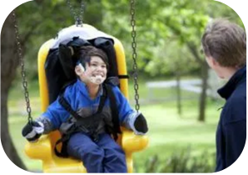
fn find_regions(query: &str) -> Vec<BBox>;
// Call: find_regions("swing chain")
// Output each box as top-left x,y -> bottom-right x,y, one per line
12,12 -> 33,123
130,0 -> 140,112
66,0 -> 85,26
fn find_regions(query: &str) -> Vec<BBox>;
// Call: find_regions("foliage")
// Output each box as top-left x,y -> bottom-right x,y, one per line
12,0 -> 243,80
5,0 -> 242,171
135,146 -> 215,173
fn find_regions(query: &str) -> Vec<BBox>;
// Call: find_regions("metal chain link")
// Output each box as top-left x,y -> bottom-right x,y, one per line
12,12 -> 33,123
130,0 -> 140,112
66,0 -> 85,26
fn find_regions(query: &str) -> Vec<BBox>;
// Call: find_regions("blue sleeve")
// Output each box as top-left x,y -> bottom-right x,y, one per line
112,86 -> 134,123
41,88 -> 71,130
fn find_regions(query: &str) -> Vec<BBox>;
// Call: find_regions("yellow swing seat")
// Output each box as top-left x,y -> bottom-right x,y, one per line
24,24 -> 148,173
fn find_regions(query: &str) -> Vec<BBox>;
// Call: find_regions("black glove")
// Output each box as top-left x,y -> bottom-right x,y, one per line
22,121 -> 44,142
134,113 -> 148,134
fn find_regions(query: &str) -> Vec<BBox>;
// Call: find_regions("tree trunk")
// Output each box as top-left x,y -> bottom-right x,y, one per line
198,62 -> 209,122
186,42 -> 209,122
1,12 -> 27,170
175,67 -> 182,116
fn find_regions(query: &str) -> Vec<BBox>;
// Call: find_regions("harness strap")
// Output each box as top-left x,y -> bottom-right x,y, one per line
57,86 -> 107,135
55,84 -> 121,157
54,85 -> 107,157
54,134 -> 71,158
54,123 -> 77,158
97,85 -> 107,114
104,84 -> 121,140
59,96 -> 83,120
59,84 -> 107,117
118,75 -> 129,79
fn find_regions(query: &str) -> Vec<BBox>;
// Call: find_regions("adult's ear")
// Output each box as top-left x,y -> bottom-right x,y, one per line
206,56 -> 218,68
211,57 -> 219,66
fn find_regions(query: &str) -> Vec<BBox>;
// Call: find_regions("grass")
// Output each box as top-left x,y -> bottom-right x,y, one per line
132,100 -> 219,172
7,79 -> 222,172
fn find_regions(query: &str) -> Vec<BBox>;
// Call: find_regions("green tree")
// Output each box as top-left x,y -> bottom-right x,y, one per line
1,0 -> 243,170
1,12 -> 26,170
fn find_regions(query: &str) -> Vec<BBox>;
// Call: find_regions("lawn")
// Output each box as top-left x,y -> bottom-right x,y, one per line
7,79 -> 222,172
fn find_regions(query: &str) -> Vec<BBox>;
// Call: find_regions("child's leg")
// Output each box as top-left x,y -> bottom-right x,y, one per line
97,133 -> 127,173
66,132 -> 104,173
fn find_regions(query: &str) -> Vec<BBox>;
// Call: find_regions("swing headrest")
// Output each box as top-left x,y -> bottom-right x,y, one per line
51,25 -> 113,49
44,26 -> 118,104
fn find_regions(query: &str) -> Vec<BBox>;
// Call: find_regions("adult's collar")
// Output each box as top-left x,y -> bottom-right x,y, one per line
217,65 -> 246,99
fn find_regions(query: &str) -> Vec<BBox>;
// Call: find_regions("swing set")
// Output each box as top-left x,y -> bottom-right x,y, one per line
13,0 -> 148,173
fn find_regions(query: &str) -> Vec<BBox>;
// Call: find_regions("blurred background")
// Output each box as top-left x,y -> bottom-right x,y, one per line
1,0 -> 245,173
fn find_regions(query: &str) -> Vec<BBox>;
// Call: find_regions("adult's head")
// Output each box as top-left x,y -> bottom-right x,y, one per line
201,19 -> 246,79
75,45 -> 109,85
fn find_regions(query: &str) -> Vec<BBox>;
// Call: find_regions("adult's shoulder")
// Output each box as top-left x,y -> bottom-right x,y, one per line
227,80 -> 246,109
232,79 -> 246,97
223,94 -> 246,124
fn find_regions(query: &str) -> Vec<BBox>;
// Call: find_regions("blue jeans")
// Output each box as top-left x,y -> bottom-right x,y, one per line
67,132 -> 127,173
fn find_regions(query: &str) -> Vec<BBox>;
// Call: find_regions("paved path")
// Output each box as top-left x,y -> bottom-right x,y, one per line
146,79 -> 214,97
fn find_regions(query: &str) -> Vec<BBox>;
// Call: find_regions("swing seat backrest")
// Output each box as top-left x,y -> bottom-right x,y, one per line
24,24 -> 148,173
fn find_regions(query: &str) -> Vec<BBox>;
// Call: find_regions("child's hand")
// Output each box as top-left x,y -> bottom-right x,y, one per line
22,121 -> 44,142
133,113 -> 148,135
124,112 -> 148,135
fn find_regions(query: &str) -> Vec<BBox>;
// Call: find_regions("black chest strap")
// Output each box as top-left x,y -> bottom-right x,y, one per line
55,83 -> 121,157
104,84 -> 121,138
58,88 -> 106,121
54,86 -> 107,157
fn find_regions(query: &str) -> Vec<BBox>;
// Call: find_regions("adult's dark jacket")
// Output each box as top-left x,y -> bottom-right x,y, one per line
215,65 -> 246,172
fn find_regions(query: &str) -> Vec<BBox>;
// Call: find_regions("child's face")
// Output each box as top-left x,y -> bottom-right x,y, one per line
84,56 -> 107,85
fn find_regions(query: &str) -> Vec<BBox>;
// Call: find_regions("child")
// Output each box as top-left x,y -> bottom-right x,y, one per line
22,45 -> 148,173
